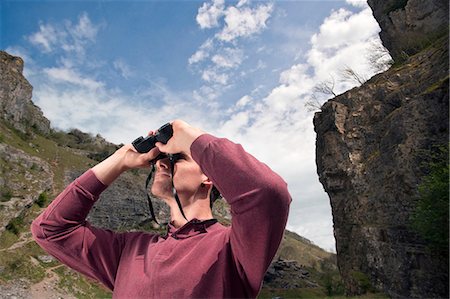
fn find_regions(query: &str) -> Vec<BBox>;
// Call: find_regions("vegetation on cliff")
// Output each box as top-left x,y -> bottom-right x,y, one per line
411,144 -> 449,252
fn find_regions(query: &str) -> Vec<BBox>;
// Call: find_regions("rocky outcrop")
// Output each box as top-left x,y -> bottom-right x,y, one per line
264,258 -> 319,289
0,51 -> 50,135
314,16 -> 448,299
367,0 -> 448,62
65,169 -> 170,231
0,143 -> 53,233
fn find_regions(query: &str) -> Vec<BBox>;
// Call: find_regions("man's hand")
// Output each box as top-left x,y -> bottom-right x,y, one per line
155,120 -> 205,156
116,144 -> 161,171
92,143 -> 160,186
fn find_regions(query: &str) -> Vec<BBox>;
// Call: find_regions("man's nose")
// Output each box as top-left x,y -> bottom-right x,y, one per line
156,157 -> 171,170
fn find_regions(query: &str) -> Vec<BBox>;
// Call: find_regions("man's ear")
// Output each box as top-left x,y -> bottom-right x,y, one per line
201,176 -> 213,188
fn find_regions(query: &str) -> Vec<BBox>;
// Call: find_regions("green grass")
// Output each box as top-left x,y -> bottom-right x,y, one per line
259,287 -> 326,298
0,242 -> 46,283
423,75 -> 449,95
53,266 -> 112,299
259,288 -> 388,298
0,230 -> 20,249
0,120 -> 93,191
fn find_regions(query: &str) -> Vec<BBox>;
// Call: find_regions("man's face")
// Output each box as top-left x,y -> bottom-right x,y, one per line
150,153 -> 207,202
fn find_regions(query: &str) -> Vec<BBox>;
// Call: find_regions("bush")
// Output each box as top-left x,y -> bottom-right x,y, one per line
36,192 -> 48,208
411,145 -> 449,251
350,270 -> 373,293
323,272 -> 345,296
6,216 -> 24,236
1,189 -> 13,202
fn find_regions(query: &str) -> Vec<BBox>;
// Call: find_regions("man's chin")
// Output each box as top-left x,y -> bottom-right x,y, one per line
150,188 -> 173,202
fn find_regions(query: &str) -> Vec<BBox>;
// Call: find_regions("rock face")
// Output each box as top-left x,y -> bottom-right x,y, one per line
314,3 -> 448,298
367,0 -> 448,63
65,169 -> 170,231
0,143 -> 53,233
0,51 -> 50,135
264,258 -> 318,289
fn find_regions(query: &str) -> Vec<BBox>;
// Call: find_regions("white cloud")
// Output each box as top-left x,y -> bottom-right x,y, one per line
189,39 -> 214,65
201,68 -> 229,85
190,1 -> 275,103
43,66 -> 104,90
216,3 -> 273,42
28,23 -> 62,53
236,95 -> 252,107
28,12 -> 100,57
113,59 -> 133,79
196,0 -> 225,29
236,0 -> 248,8
211,47 -> 244,68
346,0 -> 369,8
311,8 -> 377,51
307,7 -> 383,94
71,12 -> 99,41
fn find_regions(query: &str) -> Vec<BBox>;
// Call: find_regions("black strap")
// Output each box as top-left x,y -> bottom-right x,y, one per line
145,165 -> 159,224
169,155 -> 188,221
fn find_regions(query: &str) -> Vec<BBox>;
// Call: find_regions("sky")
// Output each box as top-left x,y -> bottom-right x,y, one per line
2,0 -> 391,252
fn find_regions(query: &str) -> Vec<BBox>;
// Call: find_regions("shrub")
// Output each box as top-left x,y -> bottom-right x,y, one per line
350,270 -> 373,293
6,216 -> 24,236
411,145 -> 449,251
36,192 -> 48,208
1,189 -> 13,202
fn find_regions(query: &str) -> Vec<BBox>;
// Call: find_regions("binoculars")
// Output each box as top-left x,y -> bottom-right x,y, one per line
132,123 -> 173,153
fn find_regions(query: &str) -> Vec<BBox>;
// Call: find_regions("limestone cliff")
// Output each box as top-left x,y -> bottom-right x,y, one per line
0,51 -> 50,135
367,0 -> 448,63
314,1 -> 448,298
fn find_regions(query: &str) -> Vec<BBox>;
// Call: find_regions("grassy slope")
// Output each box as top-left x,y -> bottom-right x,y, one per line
0,120 -> 112,298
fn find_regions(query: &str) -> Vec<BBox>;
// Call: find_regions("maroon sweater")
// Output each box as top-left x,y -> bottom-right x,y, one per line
31,134 -> 291,298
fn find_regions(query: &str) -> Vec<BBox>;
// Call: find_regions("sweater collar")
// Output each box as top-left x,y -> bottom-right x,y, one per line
166,218 -> 218,240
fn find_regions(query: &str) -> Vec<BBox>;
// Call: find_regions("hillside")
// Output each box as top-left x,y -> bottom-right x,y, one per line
0,50 -> 342,298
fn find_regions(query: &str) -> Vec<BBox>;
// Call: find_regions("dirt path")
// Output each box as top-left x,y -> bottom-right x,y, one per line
29,264 -> 76,299
0,232 -> 76,299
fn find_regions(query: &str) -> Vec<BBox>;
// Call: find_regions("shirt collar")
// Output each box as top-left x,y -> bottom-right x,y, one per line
166,218 -> 218,240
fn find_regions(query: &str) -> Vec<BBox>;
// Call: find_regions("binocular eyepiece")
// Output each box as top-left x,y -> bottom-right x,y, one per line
132,123 -> 173,153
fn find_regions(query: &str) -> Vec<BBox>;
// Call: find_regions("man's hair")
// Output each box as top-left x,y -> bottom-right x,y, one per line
210,185 -> 221,208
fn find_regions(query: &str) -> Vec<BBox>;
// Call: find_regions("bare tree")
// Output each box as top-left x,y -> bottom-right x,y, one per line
305,75 -> 337,112
340,65 -> 367,85
313,76 -> 338,97
367,40 -> 393,73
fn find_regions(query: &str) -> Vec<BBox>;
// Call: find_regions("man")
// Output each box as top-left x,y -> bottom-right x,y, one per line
31,120 -> 291,298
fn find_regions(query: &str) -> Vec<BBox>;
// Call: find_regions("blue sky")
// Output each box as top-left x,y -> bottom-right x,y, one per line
2,0 -> 390,252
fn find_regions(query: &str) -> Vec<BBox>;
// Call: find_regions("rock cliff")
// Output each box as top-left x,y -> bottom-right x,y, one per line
0,51 -> 50,135
314,1 -> 448,298
367,0 -> 448,63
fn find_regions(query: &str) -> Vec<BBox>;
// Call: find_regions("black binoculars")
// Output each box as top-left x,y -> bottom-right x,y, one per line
132,123 -> 173,153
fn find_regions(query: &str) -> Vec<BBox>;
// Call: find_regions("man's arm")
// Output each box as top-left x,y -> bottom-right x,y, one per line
191,134 -> 291,296
31,144 -> 160,290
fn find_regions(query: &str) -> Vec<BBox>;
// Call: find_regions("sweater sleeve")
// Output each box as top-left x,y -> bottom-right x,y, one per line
30,170 -> 123,291
191,134 -> 292,296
